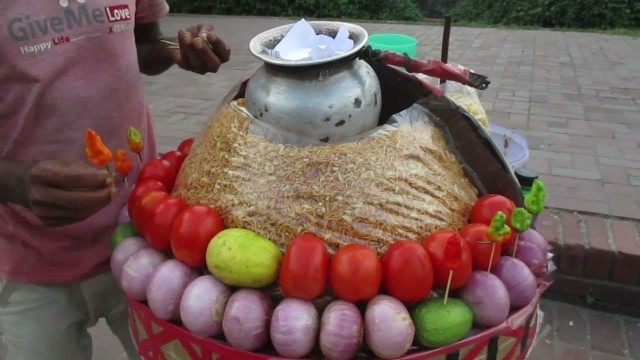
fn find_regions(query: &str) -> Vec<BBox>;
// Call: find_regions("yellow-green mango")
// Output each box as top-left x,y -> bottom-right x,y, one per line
206,228 -> 282,288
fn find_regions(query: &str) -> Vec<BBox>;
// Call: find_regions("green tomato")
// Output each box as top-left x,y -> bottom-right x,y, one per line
111,222 -> 138,248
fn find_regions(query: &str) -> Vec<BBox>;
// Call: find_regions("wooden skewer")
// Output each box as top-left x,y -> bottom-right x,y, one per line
160,37 -> 214,50
160,39 -> 180,49
444,270 -> 453,305
160,39 -> 179,46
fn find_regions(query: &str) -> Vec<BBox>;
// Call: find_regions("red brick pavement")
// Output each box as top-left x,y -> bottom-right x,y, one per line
536,209 -> 640,313
145,15 -> 640,220
529,299 -> 640,360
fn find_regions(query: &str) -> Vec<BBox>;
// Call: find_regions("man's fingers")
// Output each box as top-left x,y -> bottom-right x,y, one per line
205,33 -> 231,63
197,23 -> 214,33
177,30 -> 192,68
33,202 -> 107,227
178,25 -> 230,74
197,43 -> 222,73
30,185 -> 113,211
31,160 -> 111,190
179,31 -> 207,74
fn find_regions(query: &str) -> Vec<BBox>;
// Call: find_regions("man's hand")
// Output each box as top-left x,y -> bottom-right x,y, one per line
21,160 -> 114,227
135,21 -> 231,76
171,24 -> 231,75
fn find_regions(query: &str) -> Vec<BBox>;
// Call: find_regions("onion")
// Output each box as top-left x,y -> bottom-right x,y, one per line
146,259 -> 198,321
180,275 -> 231,337
459,271 -> 510,327
270,298 -> 319,358
118,206 -> 131,224
515,241 -> 548,277
319,300 -> 363,360
364,295 -> 414,359
110,236 -> 147,281
519,229 -> 549,255
491,257 -> 537,308
222,289 -> 273,351
120,248 -> 167,301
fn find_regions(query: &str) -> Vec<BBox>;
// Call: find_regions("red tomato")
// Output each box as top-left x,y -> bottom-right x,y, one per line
170,205 -> 225,268
131,191 -> 169,235
422,230 -> 472,290
137,159 -> 177,192
329,244 -> 382,302
161,151 -> 187,173
381,240 -> 434,303
143,196 -> 189,252
127,179 -> 167,221
459,223 -> 501,271
177,138 -> 195,155
279,233 -> 330,301
469,194 -> 517,250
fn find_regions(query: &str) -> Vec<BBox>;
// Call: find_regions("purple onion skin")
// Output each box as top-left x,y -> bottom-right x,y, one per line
222,289 -> 273,352
364,295 -> 414,360
320,300 -> 364,360
519,229 -> 549,255
459,271 -> 510,327
146,259 -> 199,321
492,257 -> 537,308
270,298 -> 319,358
111,236 -> 147,281
120,248 -> 167,301
515,241 -> 548,277
117,206 -> 131,224
180,275 -> 231,338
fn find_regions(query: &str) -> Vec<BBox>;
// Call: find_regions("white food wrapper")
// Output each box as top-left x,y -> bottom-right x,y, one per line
261,19 -> 354,61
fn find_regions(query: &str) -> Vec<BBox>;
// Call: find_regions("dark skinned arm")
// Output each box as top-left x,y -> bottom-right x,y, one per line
134,21 -> 176,76
135,22 -> 231,76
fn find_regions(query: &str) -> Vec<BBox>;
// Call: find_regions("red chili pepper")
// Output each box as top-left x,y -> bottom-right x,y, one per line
127,126 -> 143,154
115,149 -> 133,177
443,233 -> 463,270
85,129 -> 112,167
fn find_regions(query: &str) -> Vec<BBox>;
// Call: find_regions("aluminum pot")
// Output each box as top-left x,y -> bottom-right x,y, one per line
246,21 -> 381,144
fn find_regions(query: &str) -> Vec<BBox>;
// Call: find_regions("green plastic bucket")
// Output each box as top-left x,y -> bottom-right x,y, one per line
368,33 -> 418,57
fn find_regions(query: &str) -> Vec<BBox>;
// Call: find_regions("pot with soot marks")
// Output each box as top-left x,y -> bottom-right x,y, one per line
246,21 -> 382,144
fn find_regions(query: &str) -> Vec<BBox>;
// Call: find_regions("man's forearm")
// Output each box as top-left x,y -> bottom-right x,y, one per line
136,38 -> 176,76
135,21 -> 176,76
0,159 -> 31,206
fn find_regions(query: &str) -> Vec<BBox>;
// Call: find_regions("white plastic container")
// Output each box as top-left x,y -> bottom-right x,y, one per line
488,124 -> 530,171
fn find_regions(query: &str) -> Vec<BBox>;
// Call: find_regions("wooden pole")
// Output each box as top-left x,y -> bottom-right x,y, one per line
440,16 -> 452,85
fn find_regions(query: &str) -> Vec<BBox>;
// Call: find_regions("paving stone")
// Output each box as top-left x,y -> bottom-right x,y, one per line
554,301 -> 590,347
589,312 -> 627,356
584,215 -> 614,280
610,220 -> 640,285
559,212 -> 587,276
624,317 -> 640,359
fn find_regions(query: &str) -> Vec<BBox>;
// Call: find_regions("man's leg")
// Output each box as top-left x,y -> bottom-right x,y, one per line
0,278 -> 92,360
80,273 -> 141,360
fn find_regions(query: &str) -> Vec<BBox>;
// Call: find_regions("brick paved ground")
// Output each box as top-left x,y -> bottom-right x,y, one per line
146,14 -> 640,219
